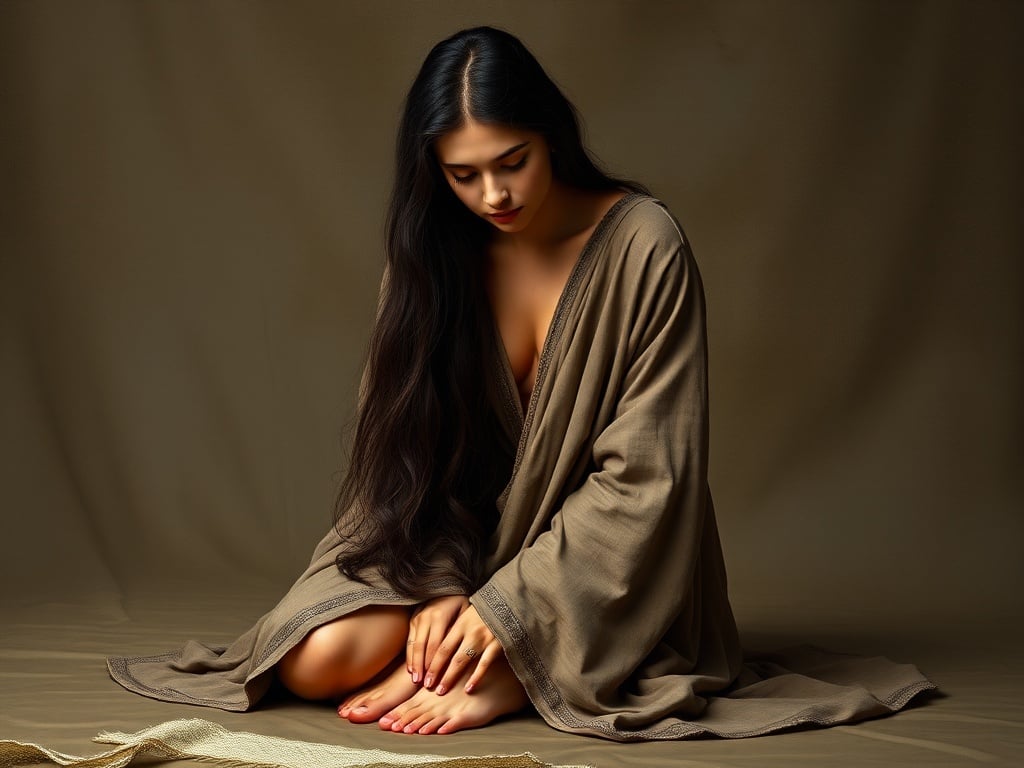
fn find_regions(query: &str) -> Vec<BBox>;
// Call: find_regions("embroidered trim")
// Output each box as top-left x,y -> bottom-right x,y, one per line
493,324 -> 524,435
108,652 -> 251,710
252,576 -> 464,673
111,579 -> 463,710
252,589 -> 403,671
499,193 -> 645,495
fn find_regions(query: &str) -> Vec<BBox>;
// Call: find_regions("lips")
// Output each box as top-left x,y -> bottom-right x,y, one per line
487,207 -> 523,224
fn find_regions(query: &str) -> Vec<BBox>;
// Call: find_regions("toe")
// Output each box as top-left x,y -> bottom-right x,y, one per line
388,697 -> 427,732
418,715 -> 447,735
403,711 -> 433,734
337,694 -> 357,716
345,704 -> 375,723
437,711 -> 476,735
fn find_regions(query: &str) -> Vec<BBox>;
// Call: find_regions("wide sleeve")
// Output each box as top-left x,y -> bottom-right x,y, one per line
472,218 -> 741,739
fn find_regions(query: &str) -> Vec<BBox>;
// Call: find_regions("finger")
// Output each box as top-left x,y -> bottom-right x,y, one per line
415,618 -> 446,684
411,626 -> 435,684
406,609 -> 428,672
406,627 -> 427,680
422,623 -> 446,681
404,630 -> 417,674
464,641 -> 502,693
424,631 -> 462,689
436,643 -> 479,695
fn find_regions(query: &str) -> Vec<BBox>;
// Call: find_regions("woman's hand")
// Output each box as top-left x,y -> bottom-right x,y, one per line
424,604 -> 504,695
406,595 -> 469,685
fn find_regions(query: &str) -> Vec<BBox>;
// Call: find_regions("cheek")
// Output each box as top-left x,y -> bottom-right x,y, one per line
522,165 -> 552,199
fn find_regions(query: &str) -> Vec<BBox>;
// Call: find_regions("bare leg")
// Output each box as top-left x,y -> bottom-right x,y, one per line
276,605 -> 408,701
379,651 -> 530,735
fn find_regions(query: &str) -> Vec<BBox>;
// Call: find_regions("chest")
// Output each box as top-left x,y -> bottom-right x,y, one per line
488,246 -> 582,411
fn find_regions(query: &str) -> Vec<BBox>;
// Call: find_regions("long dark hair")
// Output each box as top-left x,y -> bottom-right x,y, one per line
334,26 -> 646,598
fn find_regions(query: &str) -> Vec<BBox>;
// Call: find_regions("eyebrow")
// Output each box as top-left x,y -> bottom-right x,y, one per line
440,141 -> 531,169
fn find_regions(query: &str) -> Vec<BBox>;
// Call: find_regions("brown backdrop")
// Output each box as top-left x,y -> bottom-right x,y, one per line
1,0 -> 1021,634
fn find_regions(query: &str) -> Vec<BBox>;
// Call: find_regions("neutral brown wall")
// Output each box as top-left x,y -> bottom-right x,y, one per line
1,1 -> 1021,625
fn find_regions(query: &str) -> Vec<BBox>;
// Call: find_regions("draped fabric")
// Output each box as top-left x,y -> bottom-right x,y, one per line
4,1 -> 1019,761
108,196 -> 934,740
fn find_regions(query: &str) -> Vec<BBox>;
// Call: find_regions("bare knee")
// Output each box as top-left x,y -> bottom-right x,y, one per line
276,606 -> 408,701
277,624 -> 348,700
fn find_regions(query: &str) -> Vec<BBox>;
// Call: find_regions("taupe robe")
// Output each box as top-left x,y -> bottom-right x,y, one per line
108,194 -> 934,740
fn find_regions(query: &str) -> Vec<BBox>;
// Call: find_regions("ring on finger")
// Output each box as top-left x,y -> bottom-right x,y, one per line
465,648 -> 477,658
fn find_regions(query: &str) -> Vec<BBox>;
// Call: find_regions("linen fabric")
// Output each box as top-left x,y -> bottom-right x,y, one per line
0,718 -> 589,768
107,194 -> 934,740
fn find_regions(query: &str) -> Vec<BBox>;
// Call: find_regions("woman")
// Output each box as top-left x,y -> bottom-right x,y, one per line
109,26 -> 933,740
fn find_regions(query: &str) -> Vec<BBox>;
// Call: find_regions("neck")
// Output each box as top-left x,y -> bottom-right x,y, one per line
493,179 -> 589,254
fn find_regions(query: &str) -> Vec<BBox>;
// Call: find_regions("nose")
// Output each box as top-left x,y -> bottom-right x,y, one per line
482,175 -> 509,209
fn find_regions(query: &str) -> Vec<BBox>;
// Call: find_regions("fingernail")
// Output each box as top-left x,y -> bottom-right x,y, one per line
424,675 -> 433,688
412,671 -> 420,684
436,684 -> 446,696
465,682 -> 474,693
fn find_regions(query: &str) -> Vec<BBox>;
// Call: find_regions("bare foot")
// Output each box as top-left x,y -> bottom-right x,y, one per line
338,660 -> 419,724
379,653 -> 530,735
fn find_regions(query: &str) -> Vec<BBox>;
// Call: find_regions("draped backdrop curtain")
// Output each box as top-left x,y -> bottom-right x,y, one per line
1,0 -> 1020,627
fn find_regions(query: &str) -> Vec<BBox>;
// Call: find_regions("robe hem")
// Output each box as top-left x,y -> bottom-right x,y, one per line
476,583 -> 937,741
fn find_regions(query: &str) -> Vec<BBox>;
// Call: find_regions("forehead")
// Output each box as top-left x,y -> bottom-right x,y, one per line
435,120 -> 540,165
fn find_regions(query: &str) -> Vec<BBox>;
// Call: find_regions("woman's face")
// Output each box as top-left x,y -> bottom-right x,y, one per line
434,120 -> 553,233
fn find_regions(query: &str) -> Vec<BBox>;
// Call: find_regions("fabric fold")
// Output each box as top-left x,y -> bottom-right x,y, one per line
0,718 -> 591,768
107,195 -> 935,740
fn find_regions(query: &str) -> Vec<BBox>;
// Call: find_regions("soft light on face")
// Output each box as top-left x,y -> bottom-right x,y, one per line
435,120 -> 553,233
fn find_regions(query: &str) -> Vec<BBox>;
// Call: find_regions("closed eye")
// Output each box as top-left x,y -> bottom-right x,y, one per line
449,154 -> 527,185
504,155 -> 528,171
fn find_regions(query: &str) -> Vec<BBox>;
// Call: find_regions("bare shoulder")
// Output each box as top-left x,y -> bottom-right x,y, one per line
594,188 -> 630,219
561,187 -> 630,247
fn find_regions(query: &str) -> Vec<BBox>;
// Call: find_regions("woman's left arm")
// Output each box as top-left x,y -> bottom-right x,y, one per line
466,218 -> 736,716
431,211 -> 718,697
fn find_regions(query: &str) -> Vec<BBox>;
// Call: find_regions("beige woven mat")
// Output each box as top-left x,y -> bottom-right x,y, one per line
0,718 -> 591,768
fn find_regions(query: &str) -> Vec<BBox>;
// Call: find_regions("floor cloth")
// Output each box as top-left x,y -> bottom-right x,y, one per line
107,194 -> 935,741
0,718 -> 587,768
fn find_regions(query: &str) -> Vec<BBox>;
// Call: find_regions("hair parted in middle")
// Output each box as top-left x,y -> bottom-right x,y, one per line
334,26 -> 646,598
